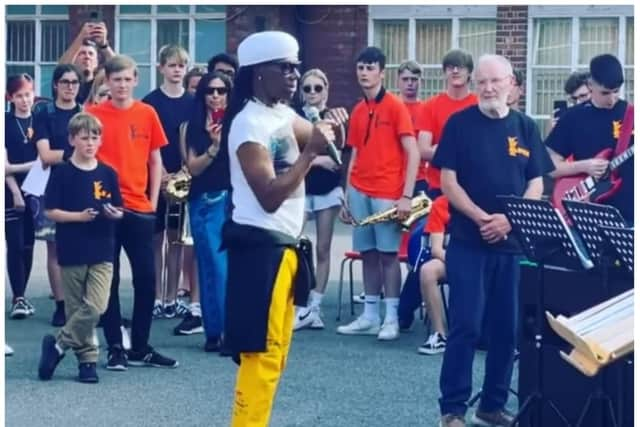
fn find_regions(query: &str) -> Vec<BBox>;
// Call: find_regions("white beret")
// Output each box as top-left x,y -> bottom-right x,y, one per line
238,31 -> 299,67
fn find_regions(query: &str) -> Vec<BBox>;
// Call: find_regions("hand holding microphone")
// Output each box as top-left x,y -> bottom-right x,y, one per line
303,106 -> 347,166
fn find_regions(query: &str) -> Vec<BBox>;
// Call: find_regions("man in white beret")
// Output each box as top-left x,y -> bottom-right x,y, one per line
221,31 -> 348,426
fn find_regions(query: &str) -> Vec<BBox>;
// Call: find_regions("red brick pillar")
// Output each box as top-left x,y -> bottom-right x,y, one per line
496,5 -> 528,110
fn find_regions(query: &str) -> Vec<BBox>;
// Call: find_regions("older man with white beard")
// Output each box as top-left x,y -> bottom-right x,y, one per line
431,54 -> 554,427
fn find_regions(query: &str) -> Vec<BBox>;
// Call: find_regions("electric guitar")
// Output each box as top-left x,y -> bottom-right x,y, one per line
552,145 -> 634,217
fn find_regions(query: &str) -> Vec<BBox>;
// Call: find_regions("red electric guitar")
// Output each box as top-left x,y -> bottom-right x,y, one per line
552,144 -> 634,217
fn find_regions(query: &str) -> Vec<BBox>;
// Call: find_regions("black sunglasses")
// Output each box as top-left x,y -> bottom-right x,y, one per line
269,61 -> 300,76
303,84 -> 324,94
205,86 -> 228,96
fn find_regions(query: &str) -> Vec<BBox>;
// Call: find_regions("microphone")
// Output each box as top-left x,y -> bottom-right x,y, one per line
303,105 -> 342,166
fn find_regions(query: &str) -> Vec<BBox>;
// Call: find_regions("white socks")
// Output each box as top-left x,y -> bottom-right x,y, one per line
384,297 -> 399,323
309,290 -> 324,309
363,294 -> 381,322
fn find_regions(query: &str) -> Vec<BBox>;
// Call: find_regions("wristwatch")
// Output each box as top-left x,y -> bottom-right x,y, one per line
97,42 -> 110,50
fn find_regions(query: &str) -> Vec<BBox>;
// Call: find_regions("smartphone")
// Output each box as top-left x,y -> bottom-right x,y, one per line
88,10 -> 102,23
553,100 -> 568,119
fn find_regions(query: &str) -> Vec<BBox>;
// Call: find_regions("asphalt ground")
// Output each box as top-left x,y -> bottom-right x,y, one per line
4,221 -> 518,427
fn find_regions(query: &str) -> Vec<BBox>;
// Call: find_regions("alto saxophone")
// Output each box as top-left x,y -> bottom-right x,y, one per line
357,192 -> 432,230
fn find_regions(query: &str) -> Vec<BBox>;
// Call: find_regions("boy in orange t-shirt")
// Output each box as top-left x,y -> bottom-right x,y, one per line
337,47 -> 420,341
417,49 -> 478,198
85,55 -> 178,371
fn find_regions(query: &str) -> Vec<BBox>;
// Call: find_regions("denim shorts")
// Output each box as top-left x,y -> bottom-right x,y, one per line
347,186 -> 402,253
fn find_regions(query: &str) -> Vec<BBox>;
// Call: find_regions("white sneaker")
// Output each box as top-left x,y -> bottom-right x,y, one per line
294,307 -> 324,331
352,292 -> 366,304
336,316 -> 380,335
377,320 -> 400,341
5,343 -> 14,356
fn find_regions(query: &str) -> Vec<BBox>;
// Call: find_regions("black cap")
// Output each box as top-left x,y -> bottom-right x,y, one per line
589,54 -> 624,89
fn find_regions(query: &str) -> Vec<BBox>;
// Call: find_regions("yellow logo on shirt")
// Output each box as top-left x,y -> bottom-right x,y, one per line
93,181 -> 111,200
612,120 -> 621,139
508,137 -> 530,158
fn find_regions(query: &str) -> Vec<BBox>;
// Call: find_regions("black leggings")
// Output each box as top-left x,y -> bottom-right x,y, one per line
5,205 -> 35,300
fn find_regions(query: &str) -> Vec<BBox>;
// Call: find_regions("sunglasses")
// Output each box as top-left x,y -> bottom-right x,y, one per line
303,84 -> 324,94
206,86 -> 228,96
270,61 -> 300,76
58,79 -> 80,86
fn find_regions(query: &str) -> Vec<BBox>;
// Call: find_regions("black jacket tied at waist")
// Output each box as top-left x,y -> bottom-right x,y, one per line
222,221 -> 313,355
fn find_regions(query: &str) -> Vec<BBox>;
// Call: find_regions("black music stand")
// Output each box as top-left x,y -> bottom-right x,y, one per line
561,201 -> 629,427
599,226 -> 634,276
498,196 -> 594,427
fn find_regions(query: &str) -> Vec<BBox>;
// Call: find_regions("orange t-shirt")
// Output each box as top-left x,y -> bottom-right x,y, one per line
417,92 -> 478,189
404,100 -> 427,182
347,90 -> 415,199
86,101 -> 168,213
424,195 -> 450,234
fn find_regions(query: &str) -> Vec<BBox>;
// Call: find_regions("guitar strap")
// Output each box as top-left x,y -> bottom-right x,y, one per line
614,104 -> 634,156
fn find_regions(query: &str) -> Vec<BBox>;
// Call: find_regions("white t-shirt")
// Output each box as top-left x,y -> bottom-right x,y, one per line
228,100 -> 305,238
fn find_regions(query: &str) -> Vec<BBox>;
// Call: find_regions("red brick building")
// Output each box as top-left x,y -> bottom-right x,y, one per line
6,4 -> 633,128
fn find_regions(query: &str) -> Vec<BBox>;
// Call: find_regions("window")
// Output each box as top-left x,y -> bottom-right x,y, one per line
529,11 -> 634,134
116,5 -> 226,98
6,5 -> 70,97
370,7 -> 496,100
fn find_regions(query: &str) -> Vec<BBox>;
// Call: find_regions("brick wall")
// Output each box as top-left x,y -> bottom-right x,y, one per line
496,5 -> 528,110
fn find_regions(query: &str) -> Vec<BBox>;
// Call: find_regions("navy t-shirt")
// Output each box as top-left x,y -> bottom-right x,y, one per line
546,100 -> 634,222
432,106 -> 554,252
5,112 -> 38,208
33,103 -> 81,152
45,161 -> 122,266
185,119 -> 230,199
142,89 -> 195,174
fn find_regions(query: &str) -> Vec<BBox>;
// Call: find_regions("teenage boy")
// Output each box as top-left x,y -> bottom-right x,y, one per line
38,112 -> 123,383
337,46 -> 420,341
417,49 -> 478,200
86,55 -> 178,370
207,52 -> 238,79
142,45 -> 196,322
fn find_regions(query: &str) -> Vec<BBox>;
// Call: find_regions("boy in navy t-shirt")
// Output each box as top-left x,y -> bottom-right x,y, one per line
38,112 -> 123,383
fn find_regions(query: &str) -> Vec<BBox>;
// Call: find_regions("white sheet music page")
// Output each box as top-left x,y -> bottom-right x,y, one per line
21,157 -> 51,196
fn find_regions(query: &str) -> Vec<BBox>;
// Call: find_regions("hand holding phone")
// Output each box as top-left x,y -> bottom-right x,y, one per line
553,100 -> 568,119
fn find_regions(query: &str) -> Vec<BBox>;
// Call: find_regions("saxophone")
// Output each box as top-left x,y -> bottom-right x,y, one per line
357,192 -> 432,230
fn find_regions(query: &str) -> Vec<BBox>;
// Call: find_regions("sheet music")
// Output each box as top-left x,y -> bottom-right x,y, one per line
20,157 -> 51,196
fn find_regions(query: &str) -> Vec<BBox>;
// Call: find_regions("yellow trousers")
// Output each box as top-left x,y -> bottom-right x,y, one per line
231,248 -> 297,427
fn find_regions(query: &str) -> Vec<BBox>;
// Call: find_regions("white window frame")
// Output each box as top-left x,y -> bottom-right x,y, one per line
526,5 -> 634,121
5,5 -> 70,96
367,6 -> 497,96
115,5 -> 226,91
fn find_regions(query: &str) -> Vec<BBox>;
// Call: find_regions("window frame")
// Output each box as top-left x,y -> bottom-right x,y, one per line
526,6 -> 634,124
115,5 -> 226,92
367,6 -> 497,98
5,5 -> 70,96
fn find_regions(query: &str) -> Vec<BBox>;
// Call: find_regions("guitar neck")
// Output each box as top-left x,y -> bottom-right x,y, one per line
610,146 -> 634,170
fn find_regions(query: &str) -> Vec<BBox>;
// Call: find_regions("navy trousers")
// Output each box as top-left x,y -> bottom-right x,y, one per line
438,238 -> 519,416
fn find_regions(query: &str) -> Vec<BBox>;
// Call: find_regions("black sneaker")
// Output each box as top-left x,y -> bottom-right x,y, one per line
163,303 -> 177,319
204,337 -> 221,353
127,347 -> 178,368
78,362 -> 99,383
38,335 -> 64,380
51,307 -> 66,327
106,345 -> 128,371
173,313 -> 204,336
10,298 -> 30,319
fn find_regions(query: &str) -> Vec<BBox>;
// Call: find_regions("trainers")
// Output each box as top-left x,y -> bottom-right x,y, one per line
163,303 -> 177,319
175,299 -> 190,317
38,335 -> 65,380
352,292 -> 366,304
336,316 -> 380,335
10,298 -> 30,319
106,346 -> 128,371
440,414 -> 466,427
77,362 -> 99,383
204,337 -> 221,353
294,307 -> 324,331
24,298 -> 36,315
5,343 -> 14,356
127,347 -> 178,368
51,307 -> 66,327
377,320 -> 400,341
470,409 -> 515,427
418,332 -> 447,355
174,313 -> 204,335
152,303 -> 163,319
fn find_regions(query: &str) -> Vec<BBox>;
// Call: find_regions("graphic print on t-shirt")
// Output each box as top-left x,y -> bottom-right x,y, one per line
93,181 -> 112,201
507,136 -> 530,158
